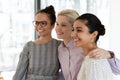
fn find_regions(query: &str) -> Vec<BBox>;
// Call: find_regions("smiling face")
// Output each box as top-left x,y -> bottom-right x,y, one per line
71,20 -> 98,48
55,15 -> 73,41
34,13 -> 53,37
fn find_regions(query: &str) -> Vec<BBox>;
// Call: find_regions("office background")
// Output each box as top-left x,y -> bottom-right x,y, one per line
0,0 -> 120,79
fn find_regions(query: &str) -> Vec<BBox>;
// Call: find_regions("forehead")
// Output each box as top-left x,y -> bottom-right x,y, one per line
73,20 -> 85,27
57,15 -> 70,23
35,13 -> 50,21
73,20 -> 89,29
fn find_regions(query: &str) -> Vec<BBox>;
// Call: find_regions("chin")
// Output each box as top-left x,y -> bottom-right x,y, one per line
75,45 -> 80,47
74,42 -> 82,47
57,37 -> 62,40
57,35 -> 63,39
74,43 -> 79,47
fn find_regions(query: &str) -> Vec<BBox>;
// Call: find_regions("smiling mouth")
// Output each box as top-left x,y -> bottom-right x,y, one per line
38,30 -> 45,32
73,39 -> 79,42
57,32 -> 64,35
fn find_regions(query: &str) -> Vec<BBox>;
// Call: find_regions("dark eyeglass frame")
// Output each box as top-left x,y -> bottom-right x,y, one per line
32,21 -> 47,27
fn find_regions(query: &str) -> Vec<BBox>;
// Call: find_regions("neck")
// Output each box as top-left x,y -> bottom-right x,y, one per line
35,35 -> 53,44
63,38 -> 72,46
82,42 -> 97,56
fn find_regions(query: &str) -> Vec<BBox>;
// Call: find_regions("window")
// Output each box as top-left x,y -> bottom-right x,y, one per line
0,0 -> 119,80
0,0 -> 34,79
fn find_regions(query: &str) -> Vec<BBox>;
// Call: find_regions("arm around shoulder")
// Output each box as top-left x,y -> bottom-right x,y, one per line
108,51 -> 120,75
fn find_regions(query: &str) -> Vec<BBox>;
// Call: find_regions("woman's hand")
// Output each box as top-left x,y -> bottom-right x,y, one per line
88,48 -> 111,59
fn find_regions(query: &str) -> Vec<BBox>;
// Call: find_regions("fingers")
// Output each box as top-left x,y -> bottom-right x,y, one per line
89,52 -> 102,59
88,48 -> 109,59
88,48 -> 101,58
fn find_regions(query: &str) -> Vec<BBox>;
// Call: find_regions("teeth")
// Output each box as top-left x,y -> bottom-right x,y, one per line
38,30 -> 44,32
57,32 -> 63,35
74,39 -> 79,42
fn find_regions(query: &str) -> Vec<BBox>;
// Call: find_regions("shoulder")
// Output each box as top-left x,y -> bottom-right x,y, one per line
22,41 -> 34,51
25,41 -> 34,47
53,38 -> 61,45
19,41 -> 32,56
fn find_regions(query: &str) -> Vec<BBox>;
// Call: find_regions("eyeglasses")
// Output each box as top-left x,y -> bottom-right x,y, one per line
32,21 -> 47,27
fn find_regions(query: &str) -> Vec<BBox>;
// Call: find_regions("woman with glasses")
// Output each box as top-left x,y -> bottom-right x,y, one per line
12,5 -> 61,80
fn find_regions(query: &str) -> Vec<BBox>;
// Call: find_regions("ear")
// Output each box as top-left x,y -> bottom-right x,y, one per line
50,24 -> 54,29
91,31 -> 98,42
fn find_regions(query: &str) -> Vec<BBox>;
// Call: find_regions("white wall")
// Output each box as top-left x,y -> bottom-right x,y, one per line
110,0 -> 120,58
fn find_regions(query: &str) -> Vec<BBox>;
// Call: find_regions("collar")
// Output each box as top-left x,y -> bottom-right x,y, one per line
59,40 -> 75,49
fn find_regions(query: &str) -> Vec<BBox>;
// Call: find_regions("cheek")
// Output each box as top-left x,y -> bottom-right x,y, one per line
65,31 -> 72,37
65,28 -> 72,35
66,27 -> 72,33
55,26 -> 61,32
45,25 -> 53,30
77,33 -> 83,39
78,34 -> 89,42
35,27 -> 39,32
55,26 -> 58,31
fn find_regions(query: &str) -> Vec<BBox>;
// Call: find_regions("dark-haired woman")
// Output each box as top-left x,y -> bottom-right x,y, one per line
12,5 -> 61,80
71,13 -> 114,80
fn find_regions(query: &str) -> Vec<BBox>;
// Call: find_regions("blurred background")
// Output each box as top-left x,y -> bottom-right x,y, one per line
0,0 -> 120,80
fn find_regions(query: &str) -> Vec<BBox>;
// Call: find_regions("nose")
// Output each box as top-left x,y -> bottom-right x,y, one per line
71,30 -> 77,38
55,25 -> 62,32
35,25 -> 42,30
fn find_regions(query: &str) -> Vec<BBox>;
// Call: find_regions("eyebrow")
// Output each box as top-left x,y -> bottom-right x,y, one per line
35,20 -> 47,22
75,26 -> 82,29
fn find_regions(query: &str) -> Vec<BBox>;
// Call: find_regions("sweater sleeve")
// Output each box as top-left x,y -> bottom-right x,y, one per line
108,57 -> 120,75
12,42 -> 29,80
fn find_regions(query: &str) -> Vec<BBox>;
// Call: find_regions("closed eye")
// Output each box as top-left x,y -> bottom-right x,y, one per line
76,27 -> 83,32
77,29 -> 82,32
61,24 -> 67,27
